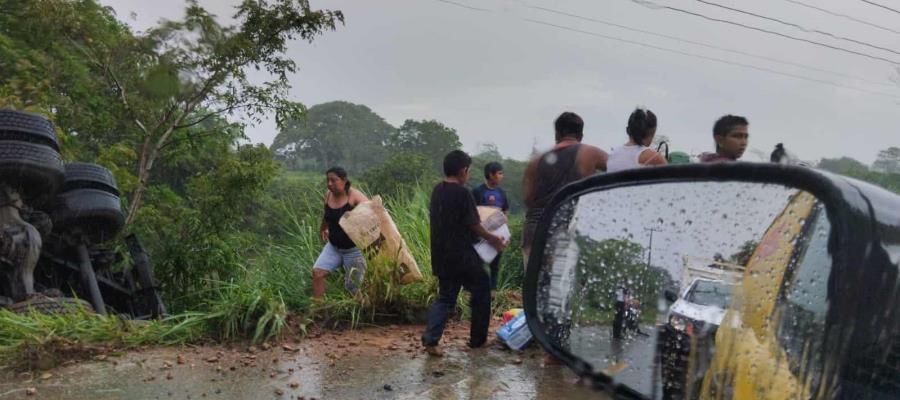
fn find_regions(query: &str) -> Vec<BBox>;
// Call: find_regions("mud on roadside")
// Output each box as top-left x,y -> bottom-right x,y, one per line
0,320 -> 601,399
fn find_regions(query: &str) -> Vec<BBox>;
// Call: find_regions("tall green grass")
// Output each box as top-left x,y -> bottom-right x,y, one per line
0,308 -> 205,368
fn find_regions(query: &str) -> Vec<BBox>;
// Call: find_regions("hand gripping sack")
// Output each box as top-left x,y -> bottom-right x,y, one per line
339,196 -> 422,284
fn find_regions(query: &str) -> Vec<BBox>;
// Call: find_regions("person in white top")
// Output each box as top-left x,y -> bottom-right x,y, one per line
606,108 -> 667,173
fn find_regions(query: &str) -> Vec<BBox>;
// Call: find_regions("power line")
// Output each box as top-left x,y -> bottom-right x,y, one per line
435,0 -> 490,12
860,0 -> 900,16
691,0 -> 900,56
782,0 -> 900,37
530,4 -> 895,88
629,0 -> 900,66
520,18 -> 900,102
431,0 -> 900,103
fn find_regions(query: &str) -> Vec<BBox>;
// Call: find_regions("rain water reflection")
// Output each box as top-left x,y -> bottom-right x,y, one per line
535,181 -> 834,399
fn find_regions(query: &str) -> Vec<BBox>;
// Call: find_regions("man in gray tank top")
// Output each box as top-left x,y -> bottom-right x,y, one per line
522,112 -> 608,265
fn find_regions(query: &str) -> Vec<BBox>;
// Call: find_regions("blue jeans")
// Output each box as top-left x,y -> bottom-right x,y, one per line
421,266 -> 491,348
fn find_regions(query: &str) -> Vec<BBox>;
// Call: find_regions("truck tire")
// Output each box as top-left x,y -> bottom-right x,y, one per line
0,140 -> 64,203
0,109 -> 59,149
50,188 -> 125,243
63,163 -> 119,195
8,295 -> 93,315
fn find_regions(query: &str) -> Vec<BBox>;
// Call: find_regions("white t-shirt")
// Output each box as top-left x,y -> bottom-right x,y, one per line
607,144 -> 654,173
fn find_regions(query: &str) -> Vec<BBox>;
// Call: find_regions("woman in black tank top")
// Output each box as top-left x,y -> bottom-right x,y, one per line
312,167 -> 370,299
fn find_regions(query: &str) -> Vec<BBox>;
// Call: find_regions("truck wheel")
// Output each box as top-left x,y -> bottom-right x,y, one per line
62,163 -> 119,195
8,295 -> 93,315
0,109 -> 59,149
50,189 -> 125,243
0,141 -> 64,203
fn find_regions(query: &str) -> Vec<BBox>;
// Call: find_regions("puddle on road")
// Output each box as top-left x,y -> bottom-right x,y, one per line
0,339 -> 604,399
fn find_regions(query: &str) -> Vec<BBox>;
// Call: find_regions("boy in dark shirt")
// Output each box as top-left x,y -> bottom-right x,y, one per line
699,115 -> 749,163
471,162 -> 509,290
422,150 -> 507,356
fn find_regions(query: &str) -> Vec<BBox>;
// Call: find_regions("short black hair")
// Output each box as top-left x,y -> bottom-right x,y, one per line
713,115 -> 749,137
555,112 -> 584,141
484,162 -> 503,180
443,150 -> 472,177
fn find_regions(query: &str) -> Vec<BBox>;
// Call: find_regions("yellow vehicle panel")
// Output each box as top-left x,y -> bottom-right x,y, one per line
701,191 -> 818,400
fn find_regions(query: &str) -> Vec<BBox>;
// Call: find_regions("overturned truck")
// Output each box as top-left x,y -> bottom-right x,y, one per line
0,109 -> 165,318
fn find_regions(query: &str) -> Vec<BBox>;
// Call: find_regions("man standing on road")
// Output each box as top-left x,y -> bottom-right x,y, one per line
472,162 -> 509,290
523,112 -> 607,365
699,115 -> 749,163
422,150 -> 507,357
522,112 -> 608,264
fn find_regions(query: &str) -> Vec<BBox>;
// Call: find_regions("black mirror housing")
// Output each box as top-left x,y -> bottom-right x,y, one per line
523,162 -> 899,399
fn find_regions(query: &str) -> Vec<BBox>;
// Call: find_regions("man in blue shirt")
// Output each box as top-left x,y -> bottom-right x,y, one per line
472,162 -> 509,290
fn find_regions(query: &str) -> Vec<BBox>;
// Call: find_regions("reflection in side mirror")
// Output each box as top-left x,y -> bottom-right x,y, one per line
664,289 -> 678,304
531,181 -> 833,399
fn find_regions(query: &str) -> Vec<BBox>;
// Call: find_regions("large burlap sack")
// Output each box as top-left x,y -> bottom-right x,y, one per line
339,196 -> 422,284
477,206 -> 507,231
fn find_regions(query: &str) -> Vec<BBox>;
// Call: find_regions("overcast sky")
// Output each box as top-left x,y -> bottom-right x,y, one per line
100,0 -> 900,164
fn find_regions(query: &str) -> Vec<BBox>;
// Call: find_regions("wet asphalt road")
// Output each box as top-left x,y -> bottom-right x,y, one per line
0,323 -> 608,400
568,324 -> 661,398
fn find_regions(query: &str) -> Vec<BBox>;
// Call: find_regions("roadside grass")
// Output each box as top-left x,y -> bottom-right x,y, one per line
0,308 -> 203,369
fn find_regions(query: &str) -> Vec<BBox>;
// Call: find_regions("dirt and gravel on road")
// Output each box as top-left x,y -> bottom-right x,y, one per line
0,320 -> 603,399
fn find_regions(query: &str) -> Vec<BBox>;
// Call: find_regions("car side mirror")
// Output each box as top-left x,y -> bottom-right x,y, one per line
521,163 -> 877,399
664,288 -> 678,304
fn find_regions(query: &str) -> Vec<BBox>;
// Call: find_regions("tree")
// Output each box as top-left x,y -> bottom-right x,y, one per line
474,142 -> 502,161
387,119 -> 462,172
361,152 -> 438,197
818,157 -> 870,176
58,0 -> 344,225
272,101 -> 393,172
574,237 -> 668,320
818,156 -> 900,195
872,147 -> 900,174
730,240 -> 759,266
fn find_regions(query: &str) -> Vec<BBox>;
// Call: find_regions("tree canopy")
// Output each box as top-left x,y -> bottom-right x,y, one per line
271,101 -> 393,173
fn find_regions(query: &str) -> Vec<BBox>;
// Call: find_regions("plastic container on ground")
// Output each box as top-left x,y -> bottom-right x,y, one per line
496,312 -> 532,350
502,308 -> 523,323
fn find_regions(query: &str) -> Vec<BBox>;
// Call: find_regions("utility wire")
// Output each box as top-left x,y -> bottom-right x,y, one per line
521,18 -> 900,102
435,0 -> 491,12
530,4 -> 895,87
629,0 -> 900,65
782,0 -> 900,37
692,0 -> 900,56
860,0 -> 900,16
431,0 -> 900,103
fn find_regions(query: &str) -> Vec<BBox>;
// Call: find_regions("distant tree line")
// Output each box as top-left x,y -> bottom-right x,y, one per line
271,101 -> 528,213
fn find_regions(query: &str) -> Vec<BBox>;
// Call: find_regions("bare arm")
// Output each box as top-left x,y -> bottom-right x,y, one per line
596,146 -> 609,172
320,191 -> 330,242
578,145 -> 608,175
639,149 -> 667,166
349,188 -> 369,206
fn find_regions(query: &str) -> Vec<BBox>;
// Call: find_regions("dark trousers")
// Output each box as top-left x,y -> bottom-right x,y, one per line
613,301 -> 626,339
422,266 -> 491,348
489,252 -> 502,290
